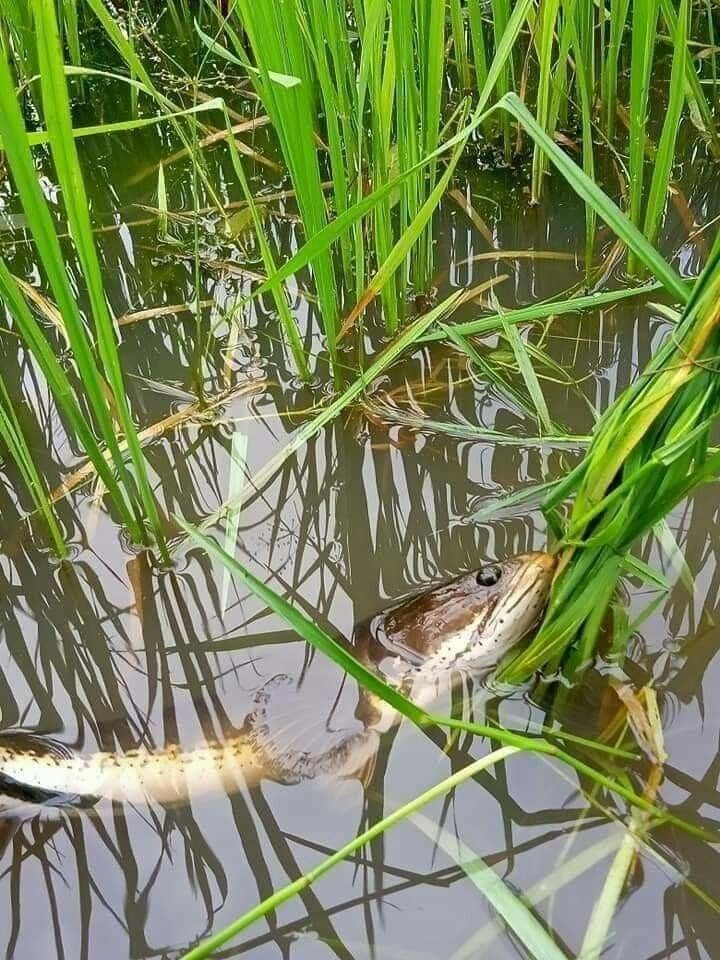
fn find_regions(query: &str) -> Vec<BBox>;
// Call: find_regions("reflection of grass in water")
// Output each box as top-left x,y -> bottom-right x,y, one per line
179,520 -> 712,958
1,396 -> 719,957
181,746 -> 555,960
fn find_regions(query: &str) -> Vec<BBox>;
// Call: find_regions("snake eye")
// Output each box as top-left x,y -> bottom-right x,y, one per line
476,564 -> 502,587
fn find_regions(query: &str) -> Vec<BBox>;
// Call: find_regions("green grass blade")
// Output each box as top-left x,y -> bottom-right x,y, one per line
450,0 -> 471,91
653,518 -> 694,593
440,321 -> 538,419
411,811 -> 570,960
603,0 -> 630,139
642,0 -> 688,249
60,0 -> 81,66
232,2 -> 340,353
420,283 -> 668,342
496,94 -> 688,303
469,478 -> 563,522
479,0 -> 533,112
179,745 -> 520,960
530,0 -> 561,202
467,0 -> 488,92
194,19 -> 301,86
156,161 -> 169,238
627,0 -> 660,273
34,0 -> 168,556
568,10 -> 597,278
344,122 -> 470,329
15,86 -> 226,147
500,315 -> 553,433
659,0 -> 720,154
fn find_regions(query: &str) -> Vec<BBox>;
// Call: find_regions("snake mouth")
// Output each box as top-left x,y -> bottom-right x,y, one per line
512,552 -> 557,597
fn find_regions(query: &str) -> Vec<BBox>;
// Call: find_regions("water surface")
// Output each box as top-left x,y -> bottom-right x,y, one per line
1,52 -> 720,960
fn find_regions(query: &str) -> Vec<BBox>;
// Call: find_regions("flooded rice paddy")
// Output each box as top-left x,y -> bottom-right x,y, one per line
1,59 -> 720,960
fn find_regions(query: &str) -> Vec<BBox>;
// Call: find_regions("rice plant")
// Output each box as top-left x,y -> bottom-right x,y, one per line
0,1 -> 170,555
501,230 -> 720,683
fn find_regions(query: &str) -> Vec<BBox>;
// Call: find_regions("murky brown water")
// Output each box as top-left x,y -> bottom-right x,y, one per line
1,53 -> 720,960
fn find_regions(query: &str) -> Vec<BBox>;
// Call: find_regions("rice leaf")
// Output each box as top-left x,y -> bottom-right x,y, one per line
497,94 -> 688,304
34,0 -> 168,556
500,314 -> 553,434
411,811 -> 569,960
194,20 -> 301,86
627,0 -> 660,273
421,284 -> 669,343
178,743 -> 520,960
642,0 -> 688,249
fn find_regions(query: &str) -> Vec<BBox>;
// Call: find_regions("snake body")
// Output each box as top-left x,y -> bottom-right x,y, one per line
0,552 -> 555,808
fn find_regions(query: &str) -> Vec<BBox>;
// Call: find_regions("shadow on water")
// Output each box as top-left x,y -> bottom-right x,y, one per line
1,71 -> 720,960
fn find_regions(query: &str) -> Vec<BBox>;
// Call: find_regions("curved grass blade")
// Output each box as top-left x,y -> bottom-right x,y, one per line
420,283 -> 669,343
6,88 -> 226,149
0,379 -> 66,555
499,313 -> 553,433
497,94 -> 687,304
179,746 -> 520,960
362,400 -> 589,447
410,810 -> 569,960
440,321 -> 539,419
177,521 -> 713,842
469,478 -> 563,523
